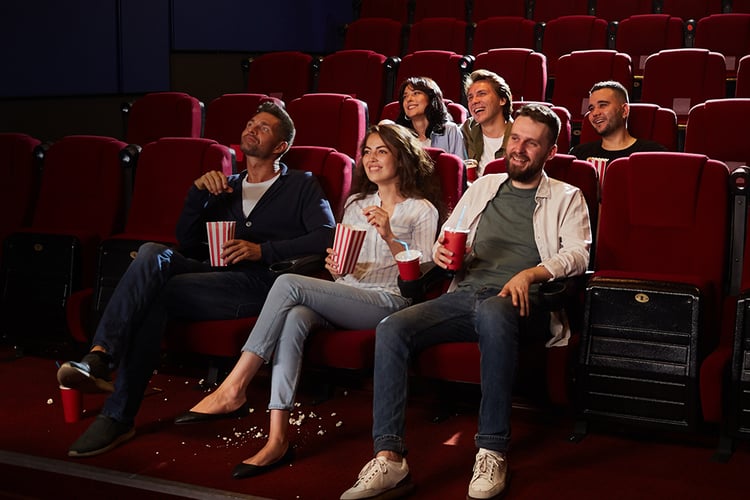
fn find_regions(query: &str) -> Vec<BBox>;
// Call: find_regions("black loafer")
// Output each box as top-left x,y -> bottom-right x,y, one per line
232,447 -> 295,479
68,414 -> 135,458
174,404 -> 248,424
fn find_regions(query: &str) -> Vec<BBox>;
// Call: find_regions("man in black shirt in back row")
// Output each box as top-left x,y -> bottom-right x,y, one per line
569,80 -> 667,163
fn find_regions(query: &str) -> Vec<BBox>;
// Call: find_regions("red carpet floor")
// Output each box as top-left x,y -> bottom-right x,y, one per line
1,345 -> 748,499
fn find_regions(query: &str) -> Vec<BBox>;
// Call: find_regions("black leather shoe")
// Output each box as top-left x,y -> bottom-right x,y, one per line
173,404 -> 248,424
232,447 -> 295,479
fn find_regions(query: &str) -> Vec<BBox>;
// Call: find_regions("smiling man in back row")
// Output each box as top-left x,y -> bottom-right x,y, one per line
569,80 -> 666,164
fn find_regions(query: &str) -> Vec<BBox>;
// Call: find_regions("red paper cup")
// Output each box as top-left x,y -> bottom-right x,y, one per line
443,228 -> 469,271
332,223 -> 367,275
465,159 -> 479,182
60,385 -> 83,423
206,221 -> 236,267
396,249 -> 422,281
587,157 -> 609,190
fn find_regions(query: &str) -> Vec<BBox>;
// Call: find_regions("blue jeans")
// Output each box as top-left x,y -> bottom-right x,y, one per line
95,242 -> 272,425
373,286 -> 549,455
243,273 -> 410,411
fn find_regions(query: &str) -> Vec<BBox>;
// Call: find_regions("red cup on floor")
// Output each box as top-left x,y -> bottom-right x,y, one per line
443,228 -> 469,271
396,249 -> 422,281
60,385 -> 83,423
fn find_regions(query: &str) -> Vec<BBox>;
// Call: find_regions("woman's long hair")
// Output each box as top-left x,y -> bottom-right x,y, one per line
395,76 -> 452,138
347,122 -> 446,222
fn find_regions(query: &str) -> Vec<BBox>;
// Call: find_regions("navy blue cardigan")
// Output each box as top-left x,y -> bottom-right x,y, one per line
175,163 -> 336,276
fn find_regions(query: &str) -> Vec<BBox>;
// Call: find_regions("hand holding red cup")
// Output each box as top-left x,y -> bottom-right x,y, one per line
442,227 -> 469,271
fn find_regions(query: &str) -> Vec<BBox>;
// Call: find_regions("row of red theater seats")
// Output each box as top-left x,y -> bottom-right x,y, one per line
355,0 -> 749,24
3,134 -> 750,459
243,46 -> 750,132
342,12 -> 750,70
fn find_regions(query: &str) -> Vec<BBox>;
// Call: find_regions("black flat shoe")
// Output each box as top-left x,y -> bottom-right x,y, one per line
232,447 -> 295,479
174,404 -> 249,424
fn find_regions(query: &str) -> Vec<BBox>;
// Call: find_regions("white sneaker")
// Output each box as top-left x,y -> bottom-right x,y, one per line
340,456 -> 411,500
467,448 -> 508,499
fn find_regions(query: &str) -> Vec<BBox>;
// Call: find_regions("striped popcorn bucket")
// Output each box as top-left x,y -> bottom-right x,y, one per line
332,223 -> 367,275
206,221 -> 236,267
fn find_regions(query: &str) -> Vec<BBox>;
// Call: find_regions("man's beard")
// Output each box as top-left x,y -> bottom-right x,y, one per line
507,155 -> 544,183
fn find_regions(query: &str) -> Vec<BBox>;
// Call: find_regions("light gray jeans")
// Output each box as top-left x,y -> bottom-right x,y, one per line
242,273 -> 409,410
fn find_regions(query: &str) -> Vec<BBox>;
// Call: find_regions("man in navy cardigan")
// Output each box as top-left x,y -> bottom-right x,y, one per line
57,101 -> 336,457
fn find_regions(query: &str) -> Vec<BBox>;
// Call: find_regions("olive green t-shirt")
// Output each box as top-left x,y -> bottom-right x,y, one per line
458,181 -> 541,292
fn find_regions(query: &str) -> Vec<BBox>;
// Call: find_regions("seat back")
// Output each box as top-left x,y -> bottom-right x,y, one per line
406,17 -> 469,54
343,17 -> 404,58
512,101 -> 573,153
738,55 -> 750,97
541,16 -> 610,77
579,102 -> 679,151
394,50 -> 466,103
287,93 -> 368,163
532,0 -> 591,21
425,147 -> 465,214
614,14 -> 685,77
471,0 -> 528,21
358,0 -> 410,23
473,48 -> 547,102
0,133 -> 41,246
32,136 -> 128,238
472,16 -> 538,54
379,100 -> 467,126
684,98 -> 750,170
596,153 -> 728,294
412,0 -> 467,22
124,92 -> 204,146
659,0 -> 724,20
316,50 -> 389,124
282,146 -> 353,220
641,48 -> 727,124
124,138 -> 233,242
245,51 -> 314,103
204,93 -> 284,150
594,0 -> 655,21
694,14 -> 750,78
734,0 -> 750,13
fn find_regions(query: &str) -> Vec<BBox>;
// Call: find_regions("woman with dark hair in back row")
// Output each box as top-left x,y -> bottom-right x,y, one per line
393,76 -> 467,159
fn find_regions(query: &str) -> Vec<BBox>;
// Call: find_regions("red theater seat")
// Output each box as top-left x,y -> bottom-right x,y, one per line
540,16 -> 610,78
472,48 -> 547,102
694,14 -> 750,79
471,16 -> 538,54
343,17 -> 404,58
471,0 -> 528,21
2,135 -> 129,343
123,92 -> 204,146
641,48 -> 727,125
575,152 -> 729,439
0,133 -> 41,255
243,51 -> 314,103
287,93 -> 368,163
614,14 -> 685,78
532,0 -> 591,22
316,50 -> 391,125
684,98 -> 750,170
594,0 -> 655,22
406,17 -> 470,54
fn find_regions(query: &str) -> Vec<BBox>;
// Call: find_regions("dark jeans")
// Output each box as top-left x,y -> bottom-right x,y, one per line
94,242 -> 271,425
372,286 -> 549,455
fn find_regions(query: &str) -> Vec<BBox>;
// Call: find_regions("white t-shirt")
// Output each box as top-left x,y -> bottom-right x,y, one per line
479,134 -> 505,174
242,173 -> 280,217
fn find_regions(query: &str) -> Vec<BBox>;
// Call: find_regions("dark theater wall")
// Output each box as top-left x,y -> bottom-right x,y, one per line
0,0 -> 353,140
